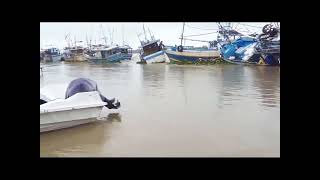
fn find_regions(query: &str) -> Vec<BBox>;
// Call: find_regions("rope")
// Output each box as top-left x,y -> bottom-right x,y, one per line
178,38 -> 211,43
240,23 -> 264,29
183,32 -> 217,37
185,24 -> 218,31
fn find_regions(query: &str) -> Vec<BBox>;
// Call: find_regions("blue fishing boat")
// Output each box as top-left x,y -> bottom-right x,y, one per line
40,47 -> 63,63
165,23 -> 220,64
86,45 -> 133,63
218,23 -> 280,66
165,48 -> 220,64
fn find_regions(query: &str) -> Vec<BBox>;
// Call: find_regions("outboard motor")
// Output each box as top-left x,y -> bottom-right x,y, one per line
65,78 -> 121,109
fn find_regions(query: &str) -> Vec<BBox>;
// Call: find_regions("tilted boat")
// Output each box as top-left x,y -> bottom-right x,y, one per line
218,23 -> 280,66
137,25 -> 167,64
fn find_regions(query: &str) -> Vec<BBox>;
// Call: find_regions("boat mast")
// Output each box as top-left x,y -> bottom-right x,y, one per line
122,25 -> 124,46
99,24 -> 107,46
112,28 -> 114,46
108,27 -> 114,46
180,22 -> 185,46
148,28 -> 154,41
143,24 -> 148,42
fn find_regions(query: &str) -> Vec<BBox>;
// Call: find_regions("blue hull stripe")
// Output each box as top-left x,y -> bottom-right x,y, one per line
89,53 -> 132,62
166,52 -> 215,62
143,51 -> 164,61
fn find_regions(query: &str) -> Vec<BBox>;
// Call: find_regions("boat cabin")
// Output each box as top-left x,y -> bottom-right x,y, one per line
118,45 -> 133,54
43,48 -> 61,56
140,39 -> 162,56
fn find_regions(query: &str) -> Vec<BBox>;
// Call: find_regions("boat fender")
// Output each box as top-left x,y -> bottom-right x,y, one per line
177,45 -> 183,52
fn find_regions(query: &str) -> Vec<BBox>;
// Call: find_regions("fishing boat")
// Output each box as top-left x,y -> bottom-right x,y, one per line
165,49 -> 220,64
41,47 -> 63,63
62,34 -> 88,62
63,46 -> 87,62
137,25 -> 167,64
85,45 -> 132,63
165,23 -> 220,64
40,50 -> 44,62
218,23 -> 280,66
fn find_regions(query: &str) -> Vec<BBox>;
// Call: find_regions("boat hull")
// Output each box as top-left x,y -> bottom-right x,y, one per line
43,55 -> 62,62
219,36 -> 280,66
86,53 -> 132,63
64,54 -> 87,62
142,51 -> 167,64
165,50 -> 220,63
40,91 -> 107,133
40,107 -> 103,133
222,53 -> 280,66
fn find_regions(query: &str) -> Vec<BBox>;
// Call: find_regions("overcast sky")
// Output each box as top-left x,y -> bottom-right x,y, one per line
40,22 -> 279,49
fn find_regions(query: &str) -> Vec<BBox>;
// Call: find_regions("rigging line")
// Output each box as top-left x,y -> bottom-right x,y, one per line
185,24 -> 218,31
183,32 -> 217,37
233,23 -> 241,31
239,24 -> 255,34
179,38 -> 211,43
240,23 -> 264,28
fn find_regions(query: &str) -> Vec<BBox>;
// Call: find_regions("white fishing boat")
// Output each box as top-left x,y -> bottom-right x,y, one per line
63,46 -> 87,62
40,84 -> 108,133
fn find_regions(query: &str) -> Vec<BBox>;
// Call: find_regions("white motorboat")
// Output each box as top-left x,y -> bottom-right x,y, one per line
40,85 -> 108,133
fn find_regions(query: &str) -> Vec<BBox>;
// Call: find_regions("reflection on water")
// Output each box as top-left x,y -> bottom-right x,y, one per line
40,58 -> 280,157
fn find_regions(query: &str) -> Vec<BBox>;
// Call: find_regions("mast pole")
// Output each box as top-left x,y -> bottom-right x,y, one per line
143,24 -> 147,42
148,28 -> 153,41
180,22 -> 185,46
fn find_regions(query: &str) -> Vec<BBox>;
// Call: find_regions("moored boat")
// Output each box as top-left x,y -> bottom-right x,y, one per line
165,49 -> 220,64
40,78 -> 121,133
165,23 -> 220,64
63,46 -> 87,62
41,47 -> 63,63
86,45 -> 132,63
40,91 -> 107,133
137,25 -> 167,64
218,23 -> 280,66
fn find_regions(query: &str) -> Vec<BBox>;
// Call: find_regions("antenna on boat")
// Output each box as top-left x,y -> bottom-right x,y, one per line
113,28 -> 115,46
122,24 -> 124,46
143,24 -> 148,42
103,26 -> 108,46
180,22 -> 185,47
148,28 -> 154,41
86,33 -> 89,48
108,27 -> 114,46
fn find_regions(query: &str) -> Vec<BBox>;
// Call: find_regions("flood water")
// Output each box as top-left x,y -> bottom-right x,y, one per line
40,54 -> 280,157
